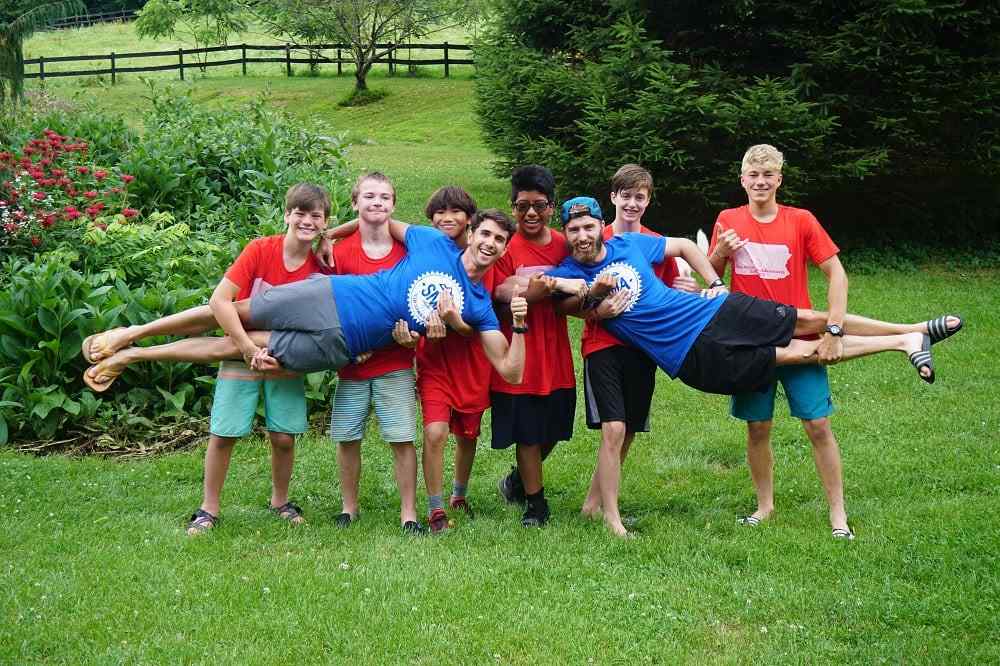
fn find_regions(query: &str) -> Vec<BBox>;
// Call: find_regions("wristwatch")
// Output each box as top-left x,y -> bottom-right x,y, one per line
708,278 -> 725,289
512,325 -> 528,334
825,324 -> 844,337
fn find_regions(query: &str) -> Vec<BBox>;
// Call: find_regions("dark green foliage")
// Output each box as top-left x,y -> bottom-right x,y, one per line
475,0 -> 1000,240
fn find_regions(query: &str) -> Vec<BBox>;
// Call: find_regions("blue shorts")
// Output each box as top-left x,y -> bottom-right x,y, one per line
730,364 -> 834,422
209,361 -> 308,437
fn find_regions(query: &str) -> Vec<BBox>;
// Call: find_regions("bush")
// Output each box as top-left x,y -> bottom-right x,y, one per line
0,90 -> 351,447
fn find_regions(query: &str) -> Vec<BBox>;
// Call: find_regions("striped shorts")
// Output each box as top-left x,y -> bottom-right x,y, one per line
329,368 -> 417,443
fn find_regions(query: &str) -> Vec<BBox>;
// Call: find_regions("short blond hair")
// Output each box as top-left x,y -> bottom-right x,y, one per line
351,171 -> 396,204
741,144 -> 784,173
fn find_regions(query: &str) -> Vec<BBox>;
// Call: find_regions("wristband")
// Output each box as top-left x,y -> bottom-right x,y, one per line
708,278 -> 725,289
512,325 -> 528,334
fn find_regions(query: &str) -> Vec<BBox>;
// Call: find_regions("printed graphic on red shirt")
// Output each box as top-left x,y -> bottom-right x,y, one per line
733,242 -> 792,280
333,230 -> 414,380
490,230 -> 575,395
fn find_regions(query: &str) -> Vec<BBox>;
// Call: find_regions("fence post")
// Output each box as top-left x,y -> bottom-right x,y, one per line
337,48 -> 342,76
444,42 -> 449,78
241,43 -> 247,76
111,52 -> 116,85
285,43 -> 291,77
178,48 -> 184,81
39,56 -> 45,83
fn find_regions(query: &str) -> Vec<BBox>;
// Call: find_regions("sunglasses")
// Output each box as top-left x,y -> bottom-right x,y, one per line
513,200 -> 552,214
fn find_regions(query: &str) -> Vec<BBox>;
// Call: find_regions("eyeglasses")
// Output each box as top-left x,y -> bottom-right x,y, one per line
513,200 -> 552,214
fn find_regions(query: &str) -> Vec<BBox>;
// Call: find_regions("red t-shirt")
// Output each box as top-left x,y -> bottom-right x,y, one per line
224,235 -> 326,300
709,205 -> 839,310
333,230 -> 415,380
581,224 -> 680,358
415,267 -> 495,413
489,229 -> 575,395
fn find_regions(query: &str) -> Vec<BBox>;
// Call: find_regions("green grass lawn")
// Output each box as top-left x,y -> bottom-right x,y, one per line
7,22 -> 1000,665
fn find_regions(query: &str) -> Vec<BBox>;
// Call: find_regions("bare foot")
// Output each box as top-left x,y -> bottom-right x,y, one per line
581,504 -> 602,520
902,331 -> 933,380
604,518 -> 632,538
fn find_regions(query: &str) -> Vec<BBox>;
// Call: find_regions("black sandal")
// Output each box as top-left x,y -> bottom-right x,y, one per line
926,315 -> 963,345
186,509 -> 219,535
908,334 -> 935,384
270,501 -> 305,524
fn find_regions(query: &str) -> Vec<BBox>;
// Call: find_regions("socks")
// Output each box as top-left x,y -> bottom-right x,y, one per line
451,481 -> 467,498
428,494 -> 444,511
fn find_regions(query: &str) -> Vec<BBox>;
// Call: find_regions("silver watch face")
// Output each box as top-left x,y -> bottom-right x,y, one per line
827,325 -> 843,336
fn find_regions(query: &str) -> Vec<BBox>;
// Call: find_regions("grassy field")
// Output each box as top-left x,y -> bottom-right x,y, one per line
7,22 -> 1000,666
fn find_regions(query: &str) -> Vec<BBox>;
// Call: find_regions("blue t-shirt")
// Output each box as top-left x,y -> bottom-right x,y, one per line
548,233 -> 726,377
330,225 -> 500,357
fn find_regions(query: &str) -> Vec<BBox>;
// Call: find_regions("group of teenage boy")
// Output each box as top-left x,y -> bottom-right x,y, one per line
81,144 -> 962,539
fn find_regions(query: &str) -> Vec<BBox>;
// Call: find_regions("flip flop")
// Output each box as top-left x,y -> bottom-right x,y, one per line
737,515 -> 761,526
832,528 -> 855,540
82,360 -> 123,393
81,327 -> 128,364
908,333 -> 935,384
926,315 -> 963,345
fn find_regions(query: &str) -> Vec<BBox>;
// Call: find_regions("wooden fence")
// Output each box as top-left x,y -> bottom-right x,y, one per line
47,9 -> 139,30
24,42 -> 474,83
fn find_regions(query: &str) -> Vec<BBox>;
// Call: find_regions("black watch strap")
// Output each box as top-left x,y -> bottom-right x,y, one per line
512,325 -> 528,334
708,278 -> 725,289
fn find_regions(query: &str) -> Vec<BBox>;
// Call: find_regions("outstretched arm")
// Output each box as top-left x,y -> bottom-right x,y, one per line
208,278 -> 260,366
479,286 -> 528,383
666,237 -> 727,296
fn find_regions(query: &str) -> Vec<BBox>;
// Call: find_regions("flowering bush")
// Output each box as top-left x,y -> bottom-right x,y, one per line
0,129 -> 139,255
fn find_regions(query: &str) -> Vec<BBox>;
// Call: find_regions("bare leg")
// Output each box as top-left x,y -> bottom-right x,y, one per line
337,440 -> 361,518
453,435 -> 476,488
794,309 -> 960,338
775,332 -> 927,377
87,300 -> 259,361
268,431 -> 302,523
196,435 -> 236,521
583,429 -> 635,519
745,420 -> 776,522
801,418 -> 848,532
391,443 -> 419,525
596,421 -> 628,537
422,422 -> 449,500
582,421 -> 626,518
516,444 -> 543,495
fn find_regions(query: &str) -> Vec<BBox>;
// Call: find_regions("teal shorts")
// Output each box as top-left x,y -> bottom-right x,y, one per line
209,361 -> 308,438
730,364 -> 834,422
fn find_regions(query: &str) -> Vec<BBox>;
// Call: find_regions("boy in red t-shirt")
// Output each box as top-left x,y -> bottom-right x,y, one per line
81,183 -> 332,535
577,164 -> 699,538
709,145 -> 872,539
329,172 -> 424,535
391,186 -> 492,533
492,165 -> 576,528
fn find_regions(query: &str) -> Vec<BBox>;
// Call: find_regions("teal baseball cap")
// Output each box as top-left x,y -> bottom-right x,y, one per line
560,196 -> 603,225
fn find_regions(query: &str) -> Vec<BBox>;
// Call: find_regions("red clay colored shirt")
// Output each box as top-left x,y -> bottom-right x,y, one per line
490,229 -> 575,395
416,268 -> 496,413
581,224 -> 680,358
710,204 -> 839,310
225,234 -> 327,300
333,230 -> 415,380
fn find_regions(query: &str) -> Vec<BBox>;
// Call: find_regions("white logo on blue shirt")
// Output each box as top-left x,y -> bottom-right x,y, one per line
594,262 -> 642,312
407,271 -> 465,325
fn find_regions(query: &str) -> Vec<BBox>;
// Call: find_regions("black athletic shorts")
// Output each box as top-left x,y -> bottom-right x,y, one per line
677,292 -> 797,395
583,345 -> 656,432
490,387 -> 576,450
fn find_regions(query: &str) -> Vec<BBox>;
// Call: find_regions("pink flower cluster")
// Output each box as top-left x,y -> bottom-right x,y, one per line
0,129 -> 140,250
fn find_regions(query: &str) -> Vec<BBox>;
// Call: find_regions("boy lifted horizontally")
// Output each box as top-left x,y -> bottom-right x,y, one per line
82,183 -> 332,535
492,165 -> 577,528
83,207 -> 531,534
329,172 -> 423,534
546,198 -> 962,456
577,165 -> 699,537
708,145 -> 961,539
393,186 -> 492,533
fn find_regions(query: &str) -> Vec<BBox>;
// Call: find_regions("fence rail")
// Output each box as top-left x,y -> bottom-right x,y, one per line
47,8 -> 139,30
24,42 -> 474,83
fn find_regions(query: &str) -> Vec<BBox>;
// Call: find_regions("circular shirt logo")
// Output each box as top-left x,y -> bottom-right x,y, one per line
407,271 -> 465,326
594,262 -> 642,312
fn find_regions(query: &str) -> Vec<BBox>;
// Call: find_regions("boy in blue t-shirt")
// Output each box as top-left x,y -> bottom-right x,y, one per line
548,197 -> 961,395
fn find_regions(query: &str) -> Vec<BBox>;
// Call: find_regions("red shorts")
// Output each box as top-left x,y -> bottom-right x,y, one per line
421,398 -> 485,440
